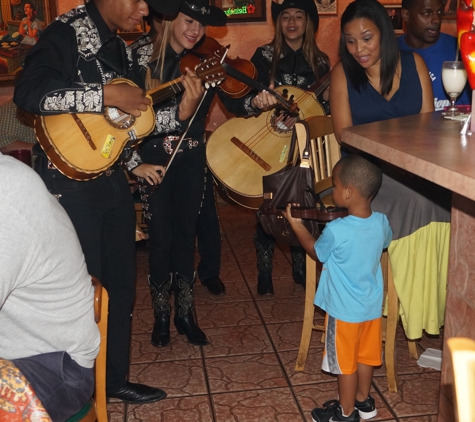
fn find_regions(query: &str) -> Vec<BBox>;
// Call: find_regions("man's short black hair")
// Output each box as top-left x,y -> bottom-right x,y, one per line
335,154 -> 383,199
401,0 -> 445,10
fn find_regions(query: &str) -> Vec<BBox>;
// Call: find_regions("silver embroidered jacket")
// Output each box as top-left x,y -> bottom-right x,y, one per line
14,1 -> 131,115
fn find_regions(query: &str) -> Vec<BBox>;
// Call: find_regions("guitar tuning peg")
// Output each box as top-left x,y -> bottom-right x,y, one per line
205,82 -> 210,89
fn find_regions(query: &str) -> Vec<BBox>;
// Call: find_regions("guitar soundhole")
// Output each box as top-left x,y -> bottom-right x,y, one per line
104,107 -> 135,130
270,109 -> 298,134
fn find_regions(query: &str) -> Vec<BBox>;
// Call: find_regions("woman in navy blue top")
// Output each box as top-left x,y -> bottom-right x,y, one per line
320,2 -> 450,421
330,0 -> 433,137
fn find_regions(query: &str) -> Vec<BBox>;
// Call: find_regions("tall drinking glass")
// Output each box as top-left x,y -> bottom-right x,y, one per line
442,61 -> 468,116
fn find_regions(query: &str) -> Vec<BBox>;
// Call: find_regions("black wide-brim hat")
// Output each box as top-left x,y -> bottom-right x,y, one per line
180,0 -> 228,26
271,0 -> 319,33
146,0 -> 180,16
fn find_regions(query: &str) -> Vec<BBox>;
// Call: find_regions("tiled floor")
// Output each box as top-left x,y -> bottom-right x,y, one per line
111,198 -> 444,421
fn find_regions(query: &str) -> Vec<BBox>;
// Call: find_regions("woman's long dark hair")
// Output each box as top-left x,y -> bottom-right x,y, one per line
270,11 -> 329,85
340,0 -> 399,96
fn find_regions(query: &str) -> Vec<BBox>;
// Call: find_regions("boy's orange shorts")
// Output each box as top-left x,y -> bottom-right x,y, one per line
322,314 -> 382,375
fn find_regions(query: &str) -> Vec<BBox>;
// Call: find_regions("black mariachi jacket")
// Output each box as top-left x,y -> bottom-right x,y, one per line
13,1 -> 135,162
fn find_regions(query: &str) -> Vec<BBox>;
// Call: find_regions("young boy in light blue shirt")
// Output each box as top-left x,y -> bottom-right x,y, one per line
284,154 -> 392,422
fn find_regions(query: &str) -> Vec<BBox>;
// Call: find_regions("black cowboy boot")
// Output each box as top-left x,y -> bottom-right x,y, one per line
290,245 -> 306,289
174,273 -> 209,346
149,274 -> 172,347
254,234 -> 275,295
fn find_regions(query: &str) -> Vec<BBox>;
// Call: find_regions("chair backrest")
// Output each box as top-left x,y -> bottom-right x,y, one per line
91,276 -> 109,422
447,337 -> 475,422
303,115 -> 340,184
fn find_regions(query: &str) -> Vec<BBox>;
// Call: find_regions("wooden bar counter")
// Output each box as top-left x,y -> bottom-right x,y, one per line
342,111 -> 475,422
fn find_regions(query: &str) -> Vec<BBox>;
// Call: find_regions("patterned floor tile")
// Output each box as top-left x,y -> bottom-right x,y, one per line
134,286 -> 151,309
127,396 -> 213,422
257,296 -> 306,324
129,360 -> 207,397
203,324 -> 274,358
107,402 -> 126,422
373,372 -> 441,418
131,333 -> 202,364
398,416 -> 438,422
212,388 -> 304,422
194,280 -> 253,305
196,301 -> 262,329
278,348 -> 335,386
132,308 -> 155,334
206,354 -> 288,393
266,321 -> 324,352
375,341 -> 439,378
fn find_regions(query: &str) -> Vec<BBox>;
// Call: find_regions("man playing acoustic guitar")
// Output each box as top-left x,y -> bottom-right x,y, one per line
14,0 -> 202,405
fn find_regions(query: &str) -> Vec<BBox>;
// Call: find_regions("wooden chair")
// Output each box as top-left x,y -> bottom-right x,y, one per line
447,337 -> 475,422
293,117 -> 417,392
66,276 -> 109,422
294,116 -> 339,372
381,251 -> 418,392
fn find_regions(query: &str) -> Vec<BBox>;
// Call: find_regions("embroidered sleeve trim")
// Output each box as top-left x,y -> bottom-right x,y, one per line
154,105 -> 182,133
40,84 -> 103,113
125,150 -> 143,171
244,95 -> 259,115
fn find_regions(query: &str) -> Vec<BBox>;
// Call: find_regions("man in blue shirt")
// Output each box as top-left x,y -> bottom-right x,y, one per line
398,0 -> 471,111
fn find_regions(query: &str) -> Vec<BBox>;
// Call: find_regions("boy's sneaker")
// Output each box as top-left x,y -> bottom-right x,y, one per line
311,400 -> 360,422
355,395 -> 377,420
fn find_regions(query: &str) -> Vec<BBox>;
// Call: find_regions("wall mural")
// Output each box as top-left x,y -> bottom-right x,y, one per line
0,0 -> 56,84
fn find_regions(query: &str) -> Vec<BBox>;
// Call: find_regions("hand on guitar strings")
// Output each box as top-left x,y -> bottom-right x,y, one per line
178,67 -> 205,121
103,83 -> 151,117
251,84 -> 279,111
131,164 -> 166,186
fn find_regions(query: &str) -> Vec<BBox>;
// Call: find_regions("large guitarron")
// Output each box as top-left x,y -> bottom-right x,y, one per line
206,73 -> 329,209
35,58 -> 225,180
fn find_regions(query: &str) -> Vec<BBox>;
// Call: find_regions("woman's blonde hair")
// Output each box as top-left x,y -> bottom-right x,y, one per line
269,12 -> 329,85
144,17 -> 175,90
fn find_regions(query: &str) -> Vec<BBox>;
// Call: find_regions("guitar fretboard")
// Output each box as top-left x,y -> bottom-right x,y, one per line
148,78 -> 184,105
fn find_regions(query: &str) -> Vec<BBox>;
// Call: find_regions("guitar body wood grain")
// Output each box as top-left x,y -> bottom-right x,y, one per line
35,79 -> 156,180
206,85 -> 325,209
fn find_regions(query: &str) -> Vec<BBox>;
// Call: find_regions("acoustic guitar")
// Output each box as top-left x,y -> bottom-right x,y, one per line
35,57 -> 226,180
206,73 -> 330,209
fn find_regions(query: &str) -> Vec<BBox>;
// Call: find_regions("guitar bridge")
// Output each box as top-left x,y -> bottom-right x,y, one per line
231,137 -> 271,171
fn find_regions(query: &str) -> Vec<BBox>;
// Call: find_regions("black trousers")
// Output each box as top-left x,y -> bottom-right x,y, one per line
147,145 -> 207,283
196,166 -> 221,280
13,352 -> 94,422
35,157 -> 136,393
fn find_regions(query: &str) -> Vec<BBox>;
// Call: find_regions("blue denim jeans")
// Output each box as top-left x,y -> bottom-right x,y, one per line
12,351 -> 94,421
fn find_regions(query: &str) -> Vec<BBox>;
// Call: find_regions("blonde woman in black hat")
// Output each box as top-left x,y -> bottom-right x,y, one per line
128,0 -> 271,348
249,0 -> 330,295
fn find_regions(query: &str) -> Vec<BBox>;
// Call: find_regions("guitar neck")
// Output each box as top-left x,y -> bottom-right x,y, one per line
309,72 -> 331,98
147,77 -> 184,105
